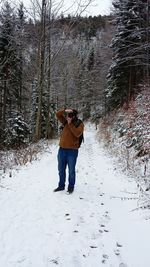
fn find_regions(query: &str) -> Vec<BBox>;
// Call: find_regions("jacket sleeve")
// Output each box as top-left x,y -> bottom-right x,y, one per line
68,122 -> 84,138
56,109 -> 66,124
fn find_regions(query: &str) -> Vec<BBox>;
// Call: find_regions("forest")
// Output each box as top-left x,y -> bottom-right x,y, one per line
0,0 -> 112,148
0,0 -> 149,164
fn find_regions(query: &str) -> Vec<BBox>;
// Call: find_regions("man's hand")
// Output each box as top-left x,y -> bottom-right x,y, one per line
66,117 -> 72,124
64,108 -> 73,124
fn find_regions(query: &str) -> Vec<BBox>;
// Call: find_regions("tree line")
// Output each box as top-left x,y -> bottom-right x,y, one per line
0,0 -> 112,149
106,0 -> 150,110
0,0 -> 149,149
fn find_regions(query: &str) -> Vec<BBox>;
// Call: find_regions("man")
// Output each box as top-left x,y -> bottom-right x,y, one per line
54,108 -> 84,194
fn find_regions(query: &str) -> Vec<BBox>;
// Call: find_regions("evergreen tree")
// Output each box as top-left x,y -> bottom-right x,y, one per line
106,0 -> 150,110
0,2 -> 19,130
0,1 -> 30,148
3,112 -> 30,148
16,3 -> 26,111
0,6 -> 113,148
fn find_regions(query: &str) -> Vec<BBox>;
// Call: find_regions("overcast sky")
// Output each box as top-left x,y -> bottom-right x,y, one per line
82,0 -> 113,16
66,0 -> 113,16
22,0 -> 113,17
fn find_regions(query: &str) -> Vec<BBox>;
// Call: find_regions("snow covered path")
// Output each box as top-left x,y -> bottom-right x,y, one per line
0,124 -> 150,267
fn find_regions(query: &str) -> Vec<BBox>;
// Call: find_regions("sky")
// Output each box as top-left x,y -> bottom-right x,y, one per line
81,0 -> 113,16
22,0 -> 113,17
63,0 -> 113,16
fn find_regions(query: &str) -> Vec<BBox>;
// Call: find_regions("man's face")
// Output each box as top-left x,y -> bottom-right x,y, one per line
64,111 -> 74,119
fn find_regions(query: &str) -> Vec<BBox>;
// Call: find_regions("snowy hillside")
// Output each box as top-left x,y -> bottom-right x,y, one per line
0,124 -> 150,267
98,86 -> 150,191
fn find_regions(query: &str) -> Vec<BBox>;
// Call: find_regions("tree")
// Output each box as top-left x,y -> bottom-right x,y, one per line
31,0 -> 95,141
0,0 -> 113,148
3,112 -> 30,148
33,0 -> 47,141
0,1 -> 30,148
0,2 -> 21,130
106,0 -> 150,110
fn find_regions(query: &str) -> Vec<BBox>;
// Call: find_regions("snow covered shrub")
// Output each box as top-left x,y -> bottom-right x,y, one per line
3,114 -> 30,149
98,85 -> 150,193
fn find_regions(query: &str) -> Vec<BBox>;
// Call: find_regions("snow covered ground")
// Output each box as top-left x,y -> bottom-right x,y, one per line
0,123 -> 150,267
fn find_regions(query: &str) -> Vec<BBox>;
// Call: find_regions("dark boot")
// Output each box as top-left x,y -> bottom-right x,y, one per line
53,187 -> 64,192
67,188 -> 74,194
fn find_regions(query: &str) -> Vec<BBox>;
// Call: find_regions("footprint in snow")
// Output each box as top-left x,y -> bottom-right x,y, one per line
79,216 -> 84,223
73,230 -> 78,233
116,242 -> 123,247
119,263 -> 128,267
99,227 -> 109,233
114,249 -> 120,256
65,214 -> 71,220
114,242 -> 123,256
103,212 -> 111,220
101,254 -> 109,264
49,259 -> 59,265
103,254 -> 109,259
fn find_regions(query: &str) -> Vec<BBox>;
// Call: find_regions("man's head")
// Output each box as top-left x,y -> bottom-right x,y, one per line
64,109 -> 78,119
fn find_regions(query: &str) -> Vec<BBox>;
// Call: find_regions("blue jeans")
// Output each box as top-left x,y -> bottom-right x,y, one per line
57,147 -> 78,190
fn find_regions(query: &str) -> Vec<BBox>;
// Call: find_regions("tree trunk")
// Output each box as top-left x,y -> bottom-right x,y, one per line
34,0 -> 46,141
45,0 -> 52,139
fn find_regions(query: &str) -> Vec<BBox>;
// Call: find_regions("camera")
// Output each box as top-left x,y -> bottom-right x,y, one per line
64,112 -> 74,118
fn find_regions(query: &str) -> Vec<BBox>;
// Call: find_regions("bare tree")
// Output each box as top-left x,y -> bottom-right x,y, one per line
34,0 -> 46,141
29,0 -> 94,140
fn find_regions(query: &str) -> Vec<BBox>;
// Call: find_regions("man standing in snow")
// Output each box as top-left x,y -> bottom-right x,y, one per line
54,108 -> 84,194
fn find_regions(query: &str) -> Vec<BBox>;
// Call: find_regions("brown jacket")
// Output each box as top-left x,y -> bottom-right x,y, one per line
56,109 -> 84,149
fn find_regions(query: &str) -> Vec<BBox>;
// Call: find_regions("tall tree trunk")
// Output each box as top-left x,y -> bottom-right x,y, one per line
146,0 -> 149,85
45,0 -> 52,139
2,80 -> 7,128
34,0 -> 46,141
